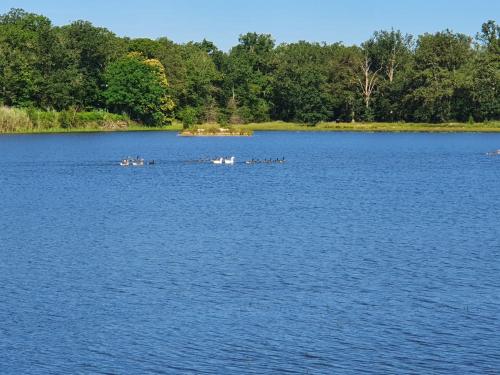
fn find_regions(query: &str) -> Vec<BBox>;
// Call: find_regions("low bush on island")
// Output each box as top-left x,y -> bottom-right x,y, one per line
181,124 -> 253,136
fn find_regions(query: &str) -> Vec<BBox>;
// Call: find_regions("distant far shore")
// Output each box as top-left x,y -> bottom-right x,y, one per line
2,120 -> 500,135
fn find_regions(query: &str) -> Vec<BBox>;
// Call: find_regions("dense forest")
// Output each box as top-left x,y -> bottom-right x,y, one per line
0,8 -> 498,128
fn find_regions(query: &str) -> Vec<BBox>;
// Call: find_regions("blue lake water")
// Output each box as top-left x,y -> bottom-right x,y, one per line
1,131 -> 499,374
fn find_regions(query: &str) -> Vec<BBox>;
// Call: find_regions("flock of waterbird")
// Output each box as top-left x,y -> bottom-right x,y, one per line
119,156 -> 286,166
210,156 -> 285,165
120,149 -> 499,167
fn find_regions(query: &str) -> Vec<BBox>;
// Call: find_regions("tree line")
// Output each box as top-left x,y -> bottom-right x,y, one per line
0,8 -> 498,126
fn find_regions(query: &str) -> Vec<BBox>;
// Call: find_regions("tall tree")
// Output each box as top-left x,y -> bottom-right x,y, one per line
476,20 -> 500,52
0,9 -> 49,107
178,43 -> 221,122
361,30 -> 414,121
59,21 -> 124,109
356,52 -> 381,111
327,45 -> 363,121
471,21 -> 500,120
363,30 -> 413,83
224,33 -> 275,122
104,53 -> 174,125
271,42 -> 334,124
404,30 -> 473,122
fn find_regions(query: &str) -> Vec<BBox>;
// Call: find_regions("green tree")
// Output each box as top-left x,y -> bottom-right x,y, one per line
103,53 -> 174,125
179,106 -> 198,128
126,37 -> 187,111
404,30 -> 473,122
59,20 -> 125,109
0,9 -> 49,107
361,30 -> 414,121
178,43 -> 221,122
327,45 -> 364,122
471,21 -> 500,120
476,20 -> 500,53
224,33 -> 275,122
363,30 -> 414,83
0,9 -> 91,110
271,42 -> 334,124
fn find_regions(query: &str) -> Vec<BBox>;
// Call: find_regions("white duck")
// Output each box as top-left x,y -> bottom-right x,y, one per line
212,157 -> 224,164
224,156 -> 235,165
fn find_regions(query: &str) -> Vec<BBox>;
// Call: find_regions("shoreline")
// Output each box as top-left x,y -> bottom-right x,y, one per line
2,121 -> 500,135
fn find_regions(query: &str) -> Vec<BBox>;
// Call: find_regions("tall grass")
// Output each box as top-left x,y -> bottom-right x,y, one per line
0,106 -> 138,133
0,106 -> 33,132
240,121 -> 500,132
26,108 -> 60,130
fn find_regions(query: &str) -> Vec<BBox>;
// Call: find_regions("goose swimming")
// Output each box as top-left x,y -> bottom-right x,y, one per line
224,156 -> 235,165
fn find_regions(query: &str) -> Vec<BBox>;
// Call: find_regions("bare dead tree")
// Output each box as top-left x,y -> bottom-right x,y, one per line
367,30 -> 414,84
357,55 -> 382,109
228,85 -> 242,124
386,43 -> 398,83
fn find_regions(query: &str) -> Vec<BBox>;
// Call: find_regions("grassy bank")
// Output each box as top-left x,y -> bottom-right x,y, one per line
241,121 -> 500,133
1,106 -> 499,134
0,106 -> 182,134
7,123 -> 183,134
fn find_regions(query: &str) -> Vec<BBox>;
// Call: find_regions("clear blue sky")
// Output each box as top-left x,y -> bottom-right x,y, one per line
1,0 -> 498,50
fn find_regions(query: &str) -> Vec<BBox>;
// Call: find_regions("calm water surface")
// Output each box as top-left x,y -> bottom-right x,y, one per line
1,132 -> 499,374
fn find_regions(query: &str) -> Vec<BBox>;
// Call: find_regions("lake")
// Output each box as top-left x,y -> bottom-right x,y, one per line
1,131 -> 499,374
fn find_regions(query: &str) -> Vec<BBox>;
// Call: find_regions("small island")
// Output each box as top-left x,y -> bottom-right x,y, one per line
180,124 -> 253,137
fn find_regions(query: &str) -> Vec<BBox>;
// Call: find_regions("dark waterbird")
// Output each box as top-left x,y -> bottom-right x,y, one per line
245,157 -> 285,164
119,156 -> 156,166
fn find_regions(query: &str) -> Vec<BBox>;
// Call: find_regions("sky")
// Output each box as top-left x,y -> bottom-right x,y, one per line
1,0 -> 498,50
